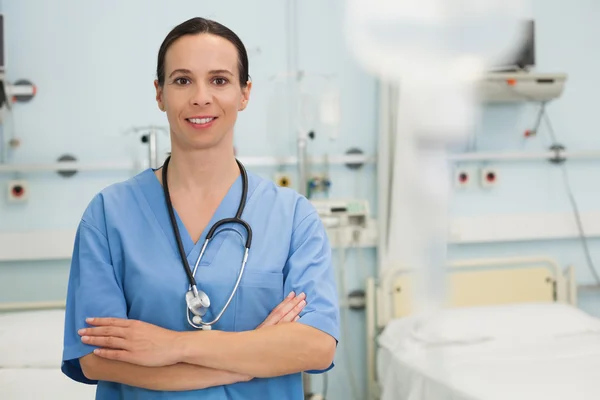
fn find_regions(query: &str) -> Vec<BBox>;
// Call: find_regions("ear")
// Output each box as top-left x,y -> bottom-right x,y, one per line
154,80 -> 165,112
238,81 -> 252,111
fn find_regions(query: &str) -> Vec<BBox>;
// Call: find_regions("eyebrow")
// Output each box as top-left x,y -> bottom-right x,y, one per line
168,68 -> 234,78
168,69 -> 193,79
209,69 -> 234,76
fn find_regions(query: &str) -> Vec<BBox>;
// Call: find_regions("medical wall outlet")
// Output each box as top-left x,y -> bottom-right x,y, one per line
7,180 -> 28,202
480,167 -> 498,188
274,173 -> 292,188
307,173 -> 331,196
454,167 -> 474,189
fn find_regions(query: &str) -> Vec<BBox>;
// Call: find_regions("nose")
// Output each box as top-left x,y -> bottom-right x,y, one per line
191,82 -> 212,106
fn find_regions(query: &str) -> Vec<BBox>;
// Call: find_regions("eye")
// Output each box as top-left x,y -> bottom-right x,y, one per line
212,77 -> 229,86
174,77 -> 191,85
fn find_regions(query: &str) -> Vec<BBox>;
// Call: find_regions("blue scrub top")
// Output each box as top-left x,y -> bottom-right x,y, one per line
61,167 -> 340,399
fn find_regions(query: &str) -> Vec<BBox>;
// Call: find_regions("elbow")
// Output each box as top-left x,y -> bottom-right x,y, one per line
312,336 -> 337,371
80,353 -> 101,381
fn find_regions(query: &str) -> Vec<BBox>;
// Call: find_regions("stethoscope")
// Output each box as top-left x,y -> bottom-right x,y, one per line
161,156 -> 252,330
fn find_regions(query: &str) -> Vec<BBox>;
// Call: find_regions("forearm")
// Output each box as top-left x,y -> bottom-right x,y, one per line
177,323 -> 336,378
80,354 -> 249,391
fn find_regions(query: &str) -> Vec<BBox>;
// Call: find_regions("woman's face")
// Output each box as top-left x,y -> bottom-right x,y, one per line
155,33 -> 251,152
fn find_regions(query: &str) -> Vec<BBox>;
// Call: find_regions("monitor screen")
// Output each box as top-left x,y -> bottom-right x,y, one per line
489,20 -> 535,72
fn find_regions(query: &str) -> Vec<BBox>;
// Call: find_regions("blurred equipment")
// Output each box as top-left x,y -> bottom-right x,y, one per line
307,173 -> 331,199
313,198 -> 374,400
488,19 -> 536,72
268,69 -> 341,196
0,14 -> 37,110
0,13 -> 37,163
477,71 -> 567,103
311,199 -> 369,230
311,198 -> 377,248
126,125 -> 168,169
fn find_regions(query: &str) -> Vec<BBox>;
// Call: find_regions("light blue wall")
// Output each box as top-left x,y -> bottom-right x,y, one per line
0,1 -> 598,400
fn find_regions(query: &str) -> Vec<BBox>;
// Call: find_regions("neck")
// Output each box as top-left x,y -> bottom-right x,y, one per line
164,146 -> 239,196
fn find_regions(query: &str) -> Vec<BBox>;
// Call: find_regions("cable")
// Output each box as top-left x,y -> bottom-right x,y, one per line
487,80 -> 600,284
541,110 -> 600,285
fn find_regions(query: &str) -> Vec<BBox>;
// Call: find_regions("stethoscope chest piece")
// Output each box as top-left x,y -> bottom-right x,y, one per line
186,288 -> 210,317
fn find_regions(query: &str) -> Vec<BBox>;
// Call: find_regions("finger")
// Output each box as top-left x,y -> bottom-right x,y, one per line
277,292 -> 306,318
270,292 -> 296,315
269,293 -> 306,324
294,316 -> 300,322
81,335 -> 129,350
280,299 -> 306,323
93,348 -> 130,362
258,292 -> 296,328
86,317 -> 131,327
78,327 -> 128,338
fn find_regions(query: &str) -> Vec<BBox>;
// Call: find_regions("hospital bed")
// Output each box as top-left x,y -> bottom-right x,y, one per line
366,256 -> 600,400
0,302 -> 96,399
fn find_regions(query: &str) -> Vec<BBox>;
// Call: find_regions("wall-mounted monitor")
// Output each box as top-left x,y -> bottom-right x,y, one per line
488,20 -> 535,72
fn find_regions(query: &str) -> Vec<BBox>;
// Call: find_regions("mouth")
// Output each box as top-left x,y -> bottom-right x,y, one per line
186,116 -> 217,128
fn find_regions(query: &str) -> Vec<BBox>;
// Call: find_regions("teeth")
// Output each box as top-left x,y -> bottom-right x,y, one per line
188,117 -> 214,124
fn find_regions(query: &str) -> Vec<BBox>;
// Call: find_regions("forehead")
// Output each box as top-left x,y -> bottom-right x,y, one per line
165,33 -> 239,75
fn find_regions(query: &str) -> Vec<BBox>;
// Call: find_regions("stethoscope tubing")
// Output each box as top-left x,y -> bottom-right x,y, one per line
161,155 -> 253,329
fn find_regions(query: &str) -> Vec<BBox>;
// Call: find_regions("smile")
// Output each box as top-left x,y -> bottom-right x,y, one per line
186,117 -> 217,128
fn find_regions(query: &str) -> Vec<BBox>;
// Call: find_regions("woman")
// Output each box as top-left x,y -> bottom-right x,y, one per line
61,17 -> 339,399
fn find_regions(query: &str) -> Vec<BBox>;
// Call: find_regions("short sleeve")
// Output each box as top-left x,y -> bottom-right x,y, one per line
61,217 -> 128,384
283,208 -> 340,374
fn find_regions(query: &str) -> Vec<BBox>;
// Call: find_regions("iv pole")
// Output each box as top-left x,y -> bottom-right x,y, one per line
126,125 -> 168,169
287,0 -> 308,198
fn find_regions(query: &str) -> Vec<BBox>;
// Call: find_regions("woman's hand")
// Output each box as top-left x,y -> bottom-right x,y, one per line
257,291 -> 306,329
78,292 -> 306,368
79,318 -> 181,367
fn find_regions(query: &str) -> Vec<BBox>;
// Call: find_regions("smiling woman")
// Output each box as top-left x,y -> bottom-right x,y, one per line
154,19 -> 251,154
60,17 -> 339,400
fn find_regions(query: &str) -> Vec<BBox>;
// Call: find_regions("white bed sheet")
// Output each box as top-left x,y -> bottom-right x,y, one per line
0,309 -> 66,367
0,309 -> 97,399
377,303 -> 600,400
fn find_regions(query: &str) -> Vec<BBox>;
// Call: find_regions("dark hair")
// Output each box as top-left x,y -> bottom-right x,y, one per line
156,17 -> 249,88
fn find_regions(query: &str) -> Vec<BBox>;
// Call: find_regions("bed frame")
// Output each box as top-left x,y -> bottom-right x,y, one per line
365,256 -> 577,400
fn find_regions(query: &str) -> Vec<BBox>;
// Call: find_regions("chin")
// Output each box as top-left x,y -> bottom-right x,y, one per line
185,135 -> 229,152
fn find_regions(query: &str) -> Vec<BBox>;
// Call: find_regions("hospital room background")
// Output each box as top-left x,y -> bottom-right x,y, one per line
1,0 -> 599,399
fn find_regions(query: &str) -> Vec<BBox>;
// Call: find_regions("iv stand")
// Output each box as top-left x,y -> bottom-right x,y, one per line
126,125 -> 168,169
141,128 -> 159,169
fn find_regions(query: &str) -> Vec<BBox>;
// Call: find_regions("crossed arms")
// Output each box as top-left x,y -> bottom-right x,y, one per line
78,292 -> 336,391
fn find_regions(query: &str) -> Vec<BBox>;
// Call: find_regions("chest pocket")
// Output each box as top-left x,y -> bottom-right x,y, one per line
233,270 -> 284,332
